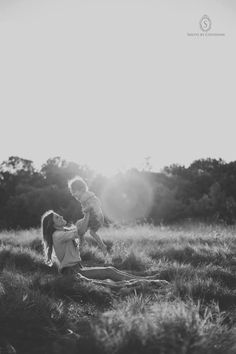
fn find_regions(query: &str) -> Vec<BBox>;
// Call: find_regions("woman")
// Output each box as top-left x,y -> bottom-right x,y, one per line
41,210 -> 168,286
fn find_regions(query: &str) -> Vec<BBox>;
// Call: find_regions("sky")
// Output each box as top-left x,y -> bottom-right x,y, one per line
0,0 -> 235,176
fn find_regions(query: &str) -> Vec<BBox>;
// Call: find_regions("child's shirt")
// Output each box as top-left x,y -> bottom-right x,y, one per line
80,190 -> 102,215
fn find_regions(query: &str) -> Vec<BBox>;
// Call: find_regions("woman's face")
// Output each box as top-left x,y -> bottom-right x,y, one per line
53,213 -> 67,228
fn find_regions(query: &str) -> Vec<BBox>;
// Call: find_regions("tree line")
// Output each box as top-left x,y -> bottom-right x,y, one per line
0,156 -> 236,229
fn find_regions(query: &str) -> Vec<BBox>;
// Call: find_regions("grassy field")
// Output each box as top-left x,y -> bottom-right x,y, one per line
1,223 -> 236,353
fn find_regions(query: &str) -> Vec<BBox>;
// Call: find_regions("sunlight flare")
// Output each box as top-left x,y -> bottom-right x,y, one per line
101,172 -> 153,223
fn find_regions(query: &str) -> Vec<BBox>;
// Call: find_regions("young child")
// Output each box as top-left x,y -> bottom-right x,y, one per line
68,176 -> 107,255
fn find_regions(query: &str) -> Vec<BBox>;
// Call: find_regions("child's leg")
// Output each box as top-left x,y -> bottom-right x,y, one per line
90,229 -> 107,254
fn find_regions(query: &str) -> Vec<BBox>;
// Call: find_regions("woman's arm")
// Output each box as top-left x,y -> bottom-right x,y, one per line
76,212 -> 90,236
54,229 -> 78,243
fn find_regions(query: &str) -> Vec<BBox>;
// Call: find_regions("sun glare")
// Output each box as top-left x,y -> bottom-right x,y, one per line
65,149 -> 146,178
100,172 -> 153,223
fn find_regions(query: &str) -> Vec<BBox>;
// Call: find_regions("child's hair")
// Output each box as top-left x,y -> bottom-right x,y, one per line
68,176 -> 88,194
41,210 -> 55,264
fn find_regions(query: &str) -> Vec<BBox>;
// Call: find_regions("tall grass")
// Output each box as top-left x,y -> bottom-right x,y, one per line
1,223 -> 236,353
91,297 -> 236,354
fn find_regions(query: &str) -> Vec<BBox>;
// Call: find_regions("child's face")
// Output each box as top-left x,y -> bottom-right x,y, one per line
72,189 -> 83,200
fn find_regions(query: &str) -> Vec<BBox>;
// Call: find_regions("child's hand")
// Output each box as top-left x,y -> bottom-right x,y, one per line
83,206 -> 91,213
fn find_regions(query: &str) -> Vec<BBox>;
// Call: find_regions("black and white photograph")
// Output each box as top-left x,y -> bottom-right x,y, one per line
0,1 -> 235,353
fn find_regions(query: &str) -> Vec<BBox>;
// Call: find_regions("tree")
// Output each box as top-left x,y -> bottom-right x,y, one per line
41,157 -> 95,187
0,156 -> 35,175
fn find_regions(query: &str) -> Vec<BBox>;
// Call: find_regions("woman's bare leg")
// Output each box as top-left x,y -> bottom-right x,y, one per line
79,266 -> 161,281
79,266 -> 144,281
110,268 -> 160,280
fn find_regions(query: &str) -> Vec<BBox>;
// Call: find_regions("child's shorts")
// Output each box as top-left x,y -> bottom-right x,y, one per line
88,210 -> 104,232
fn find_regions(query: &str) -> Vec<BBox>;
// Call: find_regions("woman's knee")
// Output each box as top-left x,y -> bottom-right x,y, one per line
106,266 -> 115,271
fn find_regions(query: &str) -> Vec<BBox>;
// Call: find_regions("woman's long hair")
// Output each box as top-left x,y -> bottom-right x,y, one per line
41,210 -> 55,264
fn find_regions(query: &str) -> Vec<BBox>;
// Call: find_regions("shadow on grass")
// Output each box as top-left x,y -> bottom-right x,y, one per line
34,274 -> 113,308
156,263 -> 236,289
0,271 -> 69,354
0,245 -> 58,275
